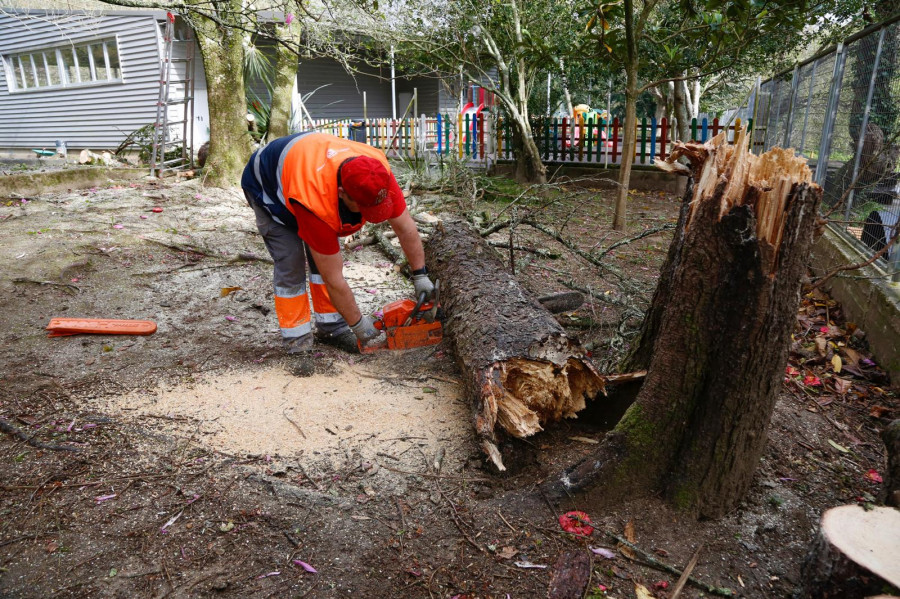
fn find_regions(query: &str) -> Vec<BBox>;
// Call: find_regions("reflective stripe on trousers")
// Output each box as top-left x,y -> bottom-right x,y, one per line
248,199 -> 349,338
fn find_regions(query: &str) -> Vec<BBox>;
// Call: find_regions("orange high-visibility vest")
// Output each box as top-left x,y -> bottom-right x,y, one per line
280,133 -> 391,236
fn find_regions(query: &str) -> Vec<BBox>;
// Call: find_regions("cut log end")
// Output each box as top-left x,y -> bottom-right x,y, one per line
487,357 -> 606,439
799,505 -> 900,599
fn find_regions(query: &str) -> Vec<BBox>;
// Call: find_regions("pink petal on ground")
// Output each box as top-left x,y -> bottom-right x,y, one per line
293,560 -> 317,573
256,571 -> 280,579
865,469 -> 883,483
113,224 -> 124,229
590,546 -> 616,559
95,494 -> 117,502
225,315 -> 237,322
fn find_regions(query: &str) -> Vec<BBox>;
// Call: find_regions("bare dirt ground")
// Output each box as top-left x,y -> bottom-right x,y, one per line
0,169 -> 897,598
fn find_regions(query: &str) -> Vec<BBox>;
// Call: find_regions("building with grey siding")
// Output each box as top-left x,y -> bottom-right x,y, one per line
0,7 -> 209,159
0,6 -> 490,160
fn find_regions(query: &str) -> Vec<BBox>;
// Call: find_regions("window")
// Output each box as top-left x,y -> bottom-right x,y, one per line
3,37 -> 122,92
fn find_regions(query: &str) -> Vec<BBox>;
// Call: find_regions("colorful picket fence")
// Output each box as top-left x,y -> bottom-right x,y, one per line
304,115 -> 751,165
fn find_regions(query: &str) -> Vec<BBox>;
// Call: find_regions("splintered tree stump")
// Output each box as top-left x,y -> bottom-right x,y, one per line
545,128 -> 824,518
798,505 -> 900,599
425,219 -> 605,471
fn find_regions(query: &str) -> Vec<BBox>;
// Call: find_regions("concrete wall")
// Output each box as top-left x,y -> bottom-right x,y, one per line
810,228 -> 900,386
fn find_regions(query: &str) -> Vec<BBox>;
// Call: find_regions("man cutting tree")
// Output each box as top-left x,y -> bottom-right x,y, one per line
241,132 -> 435,375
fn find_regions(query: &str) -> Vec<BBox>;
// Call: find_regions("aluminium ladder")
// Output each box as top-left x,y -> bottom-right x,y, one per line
151,12 -> 196,177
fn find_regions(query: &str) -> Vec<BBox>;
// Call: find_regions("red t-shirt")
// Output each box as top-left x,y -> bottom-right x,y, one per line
292,198 -> 407,255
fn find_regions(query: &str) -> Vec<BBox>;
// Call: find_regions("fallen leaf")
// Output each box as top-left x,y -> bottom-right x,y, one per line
843,347 -> 861,368
828,440 -> 849,454
618,542 -> 636,560
634,582 -> 657,599
220,286 -> 242,297
219,520 -> 234,532
815,336 -> 827,356
497,546 -> 517,559
870,405 -> 892,418
831,354 -> 843,373
624,519 -> 635,543
422,386 -> 437,393
833,377 -> 852,395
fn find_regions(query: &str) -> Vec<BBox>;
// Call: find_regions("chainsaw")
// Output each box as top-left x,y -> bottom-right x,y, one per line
359,280 -> 443,353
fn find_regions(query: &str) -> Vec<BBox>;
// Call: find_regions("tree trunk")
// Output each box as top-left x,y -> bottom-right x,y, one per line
266,23 -> 300,141
425,219 -> 605,471
558,58 -> 574,118
614,66 -> 638,231
510,116 -> 547,184
545,128 -> 824,518
882,419 -> 900,506
673,76 -> 691,142
192,2 -> 252,187
797,505 -> 900,599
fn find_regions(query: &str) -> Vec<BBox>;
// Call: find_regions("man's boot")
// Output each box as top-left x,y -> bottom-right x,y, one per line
284,335 -> 315,377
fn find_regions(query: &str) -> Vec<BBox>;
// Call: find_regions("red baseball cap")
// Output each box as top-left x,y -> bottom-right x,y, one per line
340,156 -> 403,223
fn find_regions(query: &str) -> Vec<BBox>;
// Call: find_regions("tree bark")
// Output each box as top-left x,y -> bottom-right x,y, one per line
797,505 -> 900,599
425,219 -> 605,471
673,75 -> 691,142
191,0 -> 252,187
882,419 -> 900,507
545,128 -> 824,518
266,22 -> 301,141
614,0 -> 638,231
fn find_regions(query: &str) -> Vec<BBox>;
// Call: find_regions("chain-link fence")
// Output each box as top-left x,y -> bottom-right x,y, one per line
739,17 -> 900,280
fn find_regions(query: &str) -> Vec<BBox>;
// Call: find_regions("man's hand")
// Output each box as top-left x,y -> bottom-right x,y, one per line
350,315 -> 380,343
413,273 -> 435,300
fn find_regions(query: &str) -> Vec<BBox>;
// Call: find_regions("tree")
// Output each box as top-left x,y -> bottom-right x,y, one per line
383,0 -> 585,183
585,0 -> 813,230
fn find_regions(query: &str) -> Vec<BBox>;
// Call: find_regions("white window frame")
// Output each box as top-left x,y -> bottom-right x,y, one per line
2,36 -> 123,93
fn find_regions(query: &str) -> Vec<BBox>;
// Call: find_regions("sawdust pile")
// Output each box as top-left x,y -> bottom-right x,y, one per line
102,363 -> 470,468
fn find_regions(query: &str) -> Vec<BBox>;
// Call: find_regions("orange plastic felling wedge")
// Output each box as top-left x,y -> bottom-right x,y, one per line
46,318 -> 157,337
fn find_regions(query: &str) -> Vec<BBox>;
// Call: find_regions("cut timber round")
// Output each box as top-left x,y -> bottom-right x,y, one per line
425,219 -> 605,471
798,505 -> 900,599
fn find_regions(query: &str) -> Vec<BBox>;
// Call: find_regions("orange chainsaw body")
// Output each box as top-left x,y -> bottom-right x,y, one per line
361,298 -> 442,353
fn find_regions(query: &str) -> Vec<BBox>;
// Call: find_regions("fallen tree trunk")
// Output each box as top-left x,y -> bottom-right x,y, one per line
797,505 -> 900,599
544,128 -> 824,518
425,219 -> 605,471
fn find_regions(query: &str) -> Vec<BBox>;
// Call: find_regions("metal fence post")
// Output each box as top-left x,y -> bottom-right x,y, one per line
784,64 -> 801,148
845,26 -> 888,221
814,43 -> 847,186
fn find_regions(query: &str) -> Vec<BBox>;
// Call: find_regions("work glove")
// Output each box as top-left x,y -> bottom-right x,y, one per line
350,315 -> 380,343
413,273 -> 435,300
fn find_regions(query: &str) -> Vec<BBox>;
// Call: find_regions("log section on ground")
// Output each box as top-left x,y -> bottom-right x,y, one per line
425,219 -> 605,471
798,505 -> 900,599
544,128 -> 824,518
